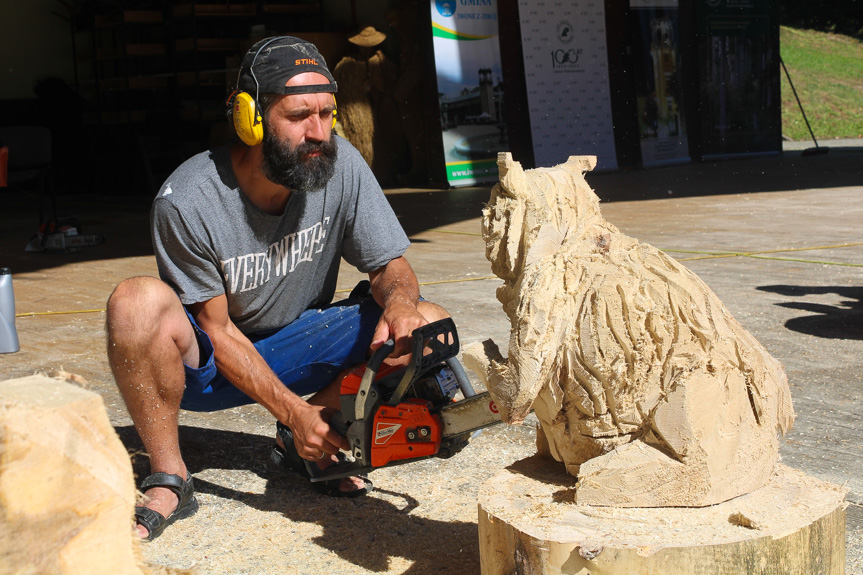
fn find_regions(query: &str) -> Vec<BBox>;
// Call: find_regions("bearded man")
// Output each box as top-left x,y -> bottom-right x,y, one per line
105,37 -> 448,541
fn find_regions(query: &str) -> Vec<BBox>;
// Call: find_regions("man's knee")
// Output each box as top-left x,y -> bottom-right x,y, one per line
106,276 -> 180,339
418,300 -> 449,323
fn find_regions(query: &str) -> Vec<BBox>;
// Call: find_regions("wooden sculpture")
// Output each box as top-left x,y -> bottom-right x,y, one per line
464,153 -> 795,507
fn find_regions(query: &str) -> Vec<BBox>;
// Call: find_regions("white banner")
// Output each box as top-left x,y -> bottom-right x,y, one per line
430,0 -> 506,186
517,0 -> 618,170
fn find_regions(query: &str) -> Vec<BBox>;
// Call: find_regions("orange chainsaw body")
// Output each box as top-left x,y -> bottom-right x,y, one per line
371,399 -> 442,467
340,363 -> 443,467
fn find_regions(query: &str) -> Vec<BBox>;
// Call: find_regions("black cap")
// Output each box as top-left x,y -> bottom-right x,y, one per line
238,36 -> 338,96
0,268 -> 10,275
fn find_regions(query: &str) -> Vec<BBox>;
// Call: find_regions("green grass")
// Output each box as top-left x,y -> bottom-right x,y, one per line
780,26 -> 863,141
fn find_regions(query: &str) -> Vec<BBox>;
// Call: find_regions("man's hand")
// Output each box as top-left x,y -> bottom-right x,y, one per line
286,403 -> 350,460
371,299 -> 428,357
190,295 -> 349,460
368,256 -> 425,357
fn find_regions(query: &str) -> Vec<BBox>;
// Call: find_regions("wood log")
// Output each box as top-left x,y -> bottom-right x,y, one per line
464,153 -> 795,507
478,455 -> 847,575
0,375 -> 145,575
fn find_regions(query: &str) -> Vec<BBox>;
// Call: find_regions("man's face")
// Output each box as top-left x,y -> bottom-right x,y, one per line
260,72 -> 338,192
260,121 -> 337,192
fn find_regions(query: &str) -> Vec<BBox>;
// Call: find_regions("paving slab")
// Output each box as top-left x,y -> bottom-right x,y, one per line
0,146 -> 861,574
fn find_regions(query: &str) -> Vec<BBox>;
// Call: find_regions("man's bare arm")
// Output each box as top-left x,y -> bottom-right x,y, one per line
368,256 -> 427,357
188,295 -> 348,458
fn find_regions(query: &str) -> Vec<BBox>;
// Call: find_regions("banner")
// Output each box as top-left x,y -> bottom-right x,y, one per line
698,0 -> 780,158
430,0 -> 507,186
630,0 -> 691,166
517,0 -> 618,170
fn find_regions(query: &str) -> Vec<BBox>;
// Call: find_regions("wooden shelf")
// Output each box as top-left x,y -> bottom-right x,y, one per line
127,43 -> 166,57
262,3 -> 320,15
175,37 -> 246,52
99,76 -> 169,91
172,3 -> 256,18
179,105 -> 224,121
72,0 -> 322,156
96,44 -> 166,60
177,69 -> 234,87
99,110 -> 149,124
97,77 -> 127,91
95,10 -> 164,28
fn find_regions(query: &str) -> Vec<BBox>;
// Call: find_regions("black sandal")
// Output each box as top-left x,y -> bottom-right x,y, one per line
134,472 -> 199,541
271,422 -> 373,498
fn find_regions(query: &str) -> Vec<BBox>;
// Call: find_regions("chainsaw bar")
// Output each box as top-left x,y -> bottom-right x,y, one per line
438,391 -> 501,438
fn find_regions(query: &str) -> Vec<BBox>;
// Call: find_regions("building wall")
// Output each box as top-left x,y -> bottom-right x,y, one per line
0,0 -> 75,100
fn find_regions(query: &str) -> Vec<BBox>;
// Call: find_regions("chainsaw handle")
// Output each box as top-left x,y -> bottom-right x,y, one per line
354,338 -> 395,424
367,339 -> 395,373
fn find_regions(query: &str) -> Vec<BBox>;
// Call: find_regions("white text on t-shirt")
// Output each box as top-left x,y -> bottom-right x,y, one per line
220,217 -> 330,293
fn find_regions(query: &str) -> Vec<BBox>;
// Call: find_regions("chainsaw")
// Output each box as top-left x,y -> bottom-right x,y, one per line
309,317 -> 501,482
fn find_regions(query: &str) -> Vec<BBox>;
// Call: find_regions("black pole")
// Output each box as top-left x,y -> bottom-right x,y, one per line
779,55 -> 825,153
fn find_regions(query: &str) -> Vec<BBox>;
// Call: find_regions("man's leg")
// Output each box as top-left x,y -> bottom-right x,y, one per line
417,300 -> 450,325
105,276 -> 200,538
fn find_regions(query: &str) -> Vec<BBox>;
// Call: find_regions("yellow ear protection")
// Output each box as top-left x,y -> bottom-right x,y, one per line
230,89 -> 264,146
331,96 -> 338,129
229,37 -> 338,146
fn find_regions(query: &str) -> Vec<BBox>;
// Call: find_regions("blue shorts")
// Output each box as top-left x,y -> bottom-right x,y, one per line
179,294 -> 383,412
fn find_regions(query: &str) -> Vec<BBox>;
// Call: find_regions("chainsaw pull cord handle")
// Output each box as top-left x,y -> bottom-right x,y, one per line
354,339 -> 395,421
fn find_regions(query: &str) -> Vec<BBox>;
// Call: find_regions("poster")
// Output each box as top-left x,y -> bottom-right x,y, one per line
630,0 -> 691,166
430,0 -> 507,186
698,0 -> 780,157
517,0 -> 617,170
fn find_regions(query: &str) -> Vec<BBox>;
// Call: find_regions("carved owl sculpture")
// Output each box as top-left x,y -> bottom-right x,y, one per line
463,153 -> 795,507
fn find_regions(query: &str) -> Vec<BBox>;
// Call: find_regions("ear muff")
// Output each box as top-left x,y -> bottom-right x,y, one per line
232,91 -> 264,146
331,95 -> 338,130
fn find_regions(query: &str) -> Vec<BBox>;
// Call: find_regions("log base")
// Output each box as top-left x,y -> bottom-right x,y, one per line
478,455 -> 847,575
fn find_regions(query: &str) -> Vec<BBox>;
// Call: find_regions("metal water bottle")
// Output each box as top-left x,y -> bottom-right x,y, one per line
0,267 -> 20,353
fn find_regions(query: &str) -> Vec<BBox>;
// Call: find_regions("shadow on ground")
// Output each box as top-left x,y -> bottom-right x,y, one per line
115,425 -> 481,574
758,285 -> 863,340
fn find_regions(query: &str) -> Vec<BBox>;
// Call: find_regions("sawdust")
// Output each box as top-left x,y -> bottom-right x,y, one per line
50,369 -> 90,386
134,422 -> 537,575
727,511 -> 763,530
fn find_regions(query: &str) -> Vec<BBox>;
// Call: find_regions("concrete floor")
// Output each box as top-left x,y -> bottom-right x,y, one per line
1,144 -> 861,573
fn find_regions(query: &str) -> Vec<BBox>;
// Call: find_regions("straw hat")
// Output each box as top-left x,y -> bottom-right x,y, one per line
348,26 -> 386,47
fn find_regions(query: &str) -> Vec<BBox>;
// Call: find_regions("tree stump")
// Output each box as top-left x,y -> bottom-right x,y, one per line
0,375 -> 145,575
478,455 -> 847,575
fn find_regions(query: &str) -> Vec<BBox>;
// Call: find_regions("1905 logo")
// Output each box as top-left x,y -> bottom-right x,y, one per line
551,48 -> 583,69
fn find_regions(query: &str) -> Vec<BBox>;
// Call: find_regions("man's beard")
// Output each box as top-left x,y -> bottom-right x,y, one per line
260,129 -> 337,192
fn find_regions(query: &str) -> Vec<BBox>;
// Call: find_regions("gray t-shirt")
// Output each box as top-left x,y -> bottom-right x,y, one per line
151,136 -> 410,334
